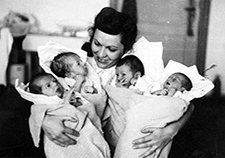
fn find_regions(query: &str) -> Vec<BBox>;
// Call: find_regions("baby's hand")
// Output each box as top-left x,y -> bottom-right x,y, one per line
161,89 -> 169,96
83,86 -> 98,94
74,75 -> 85,82
115,78 -> 131,88
151,89 -> 168,96
64,88 -> 76,104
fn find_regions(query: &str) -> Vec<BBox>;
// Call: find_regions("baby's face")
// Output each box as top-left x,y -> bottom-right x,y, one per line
163,73 -> 185,91
66,55 -> 88,78
38,75 -> 64,97
115,64 -> 134,88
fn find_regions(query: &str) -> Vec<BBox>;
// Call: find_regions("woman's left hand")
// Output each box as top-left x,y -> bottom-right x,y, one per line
132,126 -> 175,158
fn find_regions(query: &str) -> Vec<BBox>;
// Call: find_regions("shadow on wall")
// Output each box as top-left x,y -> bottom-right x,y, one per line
211,75 -> 222,102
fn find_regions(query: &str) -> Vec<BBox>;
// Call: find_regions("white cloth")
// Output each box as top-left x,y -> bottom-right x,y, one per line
0,27 -> 13,85
104,84 -> 188,158
15,79 -> 110,158
129,75 -> 155,96
158,60 -> 215,101
102,37 -> 165,147
38,41 -> 103,93
129,36 -> 164,82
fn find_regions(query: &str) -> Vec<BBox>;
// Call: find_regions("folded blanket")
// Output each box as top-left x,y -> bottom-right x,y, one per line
104,84 -> 188,158
15,79 -> 110,158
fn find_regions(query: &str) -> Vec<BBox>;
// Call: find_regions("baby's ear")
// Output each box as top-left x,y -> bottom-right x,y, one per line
134,71 -> 141,79
65,72 -> 72,78
181,87 -> 187,92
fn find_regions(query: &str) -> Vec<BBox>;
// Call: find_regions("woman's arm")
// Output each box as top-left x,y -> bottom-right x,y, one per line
132,103 -> 194,158
42,114 -> 80,147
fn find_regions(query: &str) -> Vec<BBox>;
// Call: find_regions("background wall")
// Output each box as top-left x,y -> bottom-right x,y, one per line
0,0 -> 109,32
205,0 -> 225,96
0,0 -> 223,95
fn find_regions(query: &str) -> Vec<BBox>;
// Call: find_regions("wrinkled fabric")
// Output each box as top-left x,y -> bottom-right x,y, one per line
104,84 -> 188,158
15,79 -> 110,158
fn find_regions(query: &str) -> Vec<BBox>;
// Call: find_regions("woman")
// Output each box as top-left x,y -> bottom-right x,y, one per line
42,7 -> 194,158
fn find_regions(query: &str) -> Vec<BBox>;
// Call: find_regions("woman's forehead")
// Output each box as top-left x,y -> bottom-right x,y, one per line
94,29 -> 123,46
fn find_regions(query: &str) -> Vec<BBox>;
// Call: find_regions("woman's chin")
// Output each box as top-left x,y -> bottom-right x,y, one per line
96,61 -> 114,69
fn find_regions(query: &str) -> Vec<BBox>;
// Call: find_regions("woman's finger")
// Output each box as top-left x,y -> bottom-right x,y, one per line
52,139 -> 69,147
63,126 -> 80,137
54,131 -> 77,146
133,138 -> 155,149
138,145 -> 159,158
141,126 -> 156,133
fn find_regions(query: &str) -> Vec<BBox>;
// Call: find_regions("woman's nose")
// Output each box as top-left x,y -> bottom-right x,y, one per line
98,47 -> 106,57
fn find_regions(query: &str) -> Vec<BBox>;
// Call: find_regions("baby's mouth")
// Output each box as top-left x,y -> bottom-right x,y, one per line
166,81 -> 170,85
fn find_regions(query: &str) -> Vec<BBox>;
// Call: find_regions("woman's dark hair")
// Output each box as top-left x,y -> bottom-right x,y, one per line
50,52 -> 77,78
88,7 -> 138,53
29,73 -> 53,94
116,55 -> 145,76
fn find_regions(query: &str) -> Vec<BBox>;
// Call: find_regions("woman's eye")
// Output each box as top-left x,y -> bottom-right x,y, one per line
108,47 -> 117,52
94,40 -> 101,46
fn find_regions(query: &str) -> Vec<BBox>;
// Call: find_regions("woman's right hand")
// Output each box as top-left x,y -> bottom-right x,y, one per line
42,114 -> 80,147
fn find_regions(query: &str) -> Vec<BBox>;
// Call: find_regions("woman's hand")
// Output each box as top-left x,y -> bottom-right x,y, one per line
132,126 -> 175,158
42,115 -> 80,147
132,103 -> 194,158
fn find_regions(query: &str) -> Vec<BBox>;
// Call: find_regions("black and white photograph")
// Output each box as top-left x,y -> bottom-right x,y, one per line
0,0 -> 224,158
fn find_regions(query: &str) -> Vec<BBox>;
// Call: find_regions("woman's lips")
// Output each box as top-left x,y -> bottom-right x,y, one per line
97,57 -> 108,63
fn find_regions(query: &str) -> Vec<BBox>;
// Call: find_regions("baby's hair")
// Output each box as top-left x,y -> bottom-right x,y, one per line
176,72 -> 193,91
116,55 -> 145,76
50,52 -> 79,78
29,72 -> 54,94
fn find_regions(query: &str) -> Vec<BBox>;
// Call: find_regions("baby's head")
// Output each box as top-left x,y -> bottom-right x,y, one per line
50,52 -> 88,79
163,72 -> 193,94
29,73 -> 64,98
115,55 -> 144,88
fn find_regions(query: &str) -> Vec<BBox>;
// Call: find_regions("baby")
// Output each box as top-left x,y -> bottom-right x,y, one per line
115,55 -> 145,88
29,72 -> 84,108
15,73 -> 110,158
151,72 -> 193,97
115,55 -> 193,98
50,51 -> 98,94
107,56 -> 196,158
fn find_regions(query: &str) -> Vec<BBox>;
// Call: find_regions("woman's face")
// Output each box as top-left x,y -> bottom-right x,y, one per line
91,29 -> 125,69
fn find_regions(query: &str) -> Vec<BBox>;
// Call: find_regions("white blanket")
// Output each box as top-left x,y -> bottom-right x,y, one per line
15,79 -> 110,158
104,84 -> 188,158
